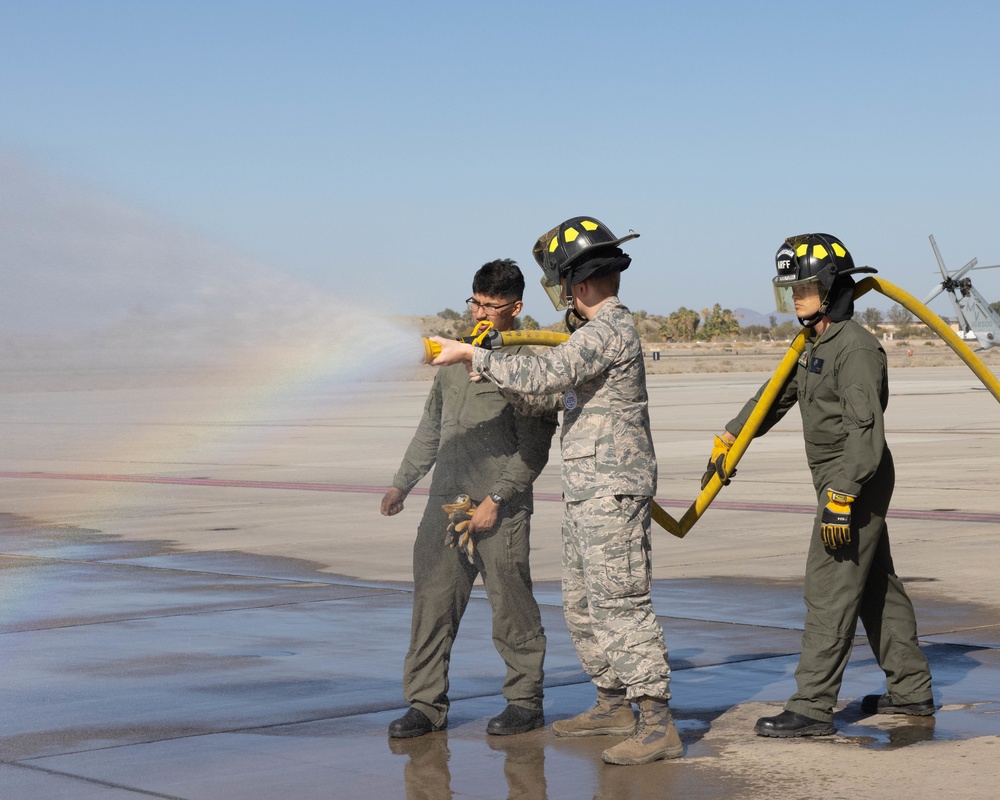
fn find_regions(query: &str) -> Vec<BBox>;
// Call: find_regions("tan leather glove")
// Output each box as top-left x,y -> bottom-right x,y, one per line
442,494 -> 479,563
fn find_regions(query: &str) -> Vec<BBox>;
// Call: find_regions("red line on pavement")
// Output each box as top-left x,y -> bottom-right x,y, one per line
0,471 -> 997,524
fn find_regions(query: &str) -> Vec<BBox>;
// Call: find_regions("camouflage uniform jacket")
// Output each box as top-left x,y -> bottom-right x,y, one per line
392,346 -> 556,511
472,298 -> 656,502
725,318 -> 888,497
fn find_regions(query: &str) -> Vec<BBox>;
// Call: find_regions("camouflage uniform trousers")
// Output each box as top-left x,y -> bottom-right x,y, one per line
561,494 -> 671,701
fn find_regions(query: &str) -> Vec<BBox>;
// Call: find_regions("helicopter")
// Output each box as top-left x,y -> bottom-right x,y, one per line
922,235 -> 1000,350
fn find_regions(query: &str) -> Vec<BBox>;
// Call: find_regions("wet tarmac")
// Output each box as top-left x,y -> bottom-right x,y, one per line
1,367 -> 999,798
1,515 -> 998,799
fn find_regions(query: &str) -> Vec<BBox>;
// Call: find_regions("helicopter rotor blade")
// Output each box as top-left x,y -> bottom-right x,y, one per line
923,283 -> 947,304
924,257 -> 978,304
929,234 -> 949,279
950,257 -> 979,281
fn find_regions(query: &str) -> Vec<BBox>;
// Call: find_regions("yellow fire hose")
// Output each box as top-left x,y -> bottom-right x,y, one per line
856,276 -> 1000,404
422,275 -> 1000,539
675,329 -> 809,536
421,325 -> 572,364
687,275 -> 1000,537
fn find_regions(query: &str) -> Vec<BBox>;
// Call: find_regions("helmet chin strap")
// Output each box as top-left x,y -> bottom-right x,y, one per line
562,268 -> 588,331
797,302 -> 828,328
564,306 -> 587,332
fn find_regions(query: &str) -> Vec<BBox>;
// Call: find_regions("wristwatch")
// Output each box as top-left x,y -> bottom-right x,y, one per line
489,492 -> 504,506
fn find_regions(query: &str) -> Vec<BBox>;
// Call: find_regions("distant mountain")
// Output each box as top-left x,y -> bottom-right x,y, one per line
732,307 -> 798,328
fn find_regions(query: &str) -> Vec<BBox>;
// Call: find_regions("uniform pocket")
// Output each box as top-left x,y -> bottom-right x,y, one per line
459,384 -> 508,428
562,433 -> 597,497
842,383 -> 875,430
601,496 -> 650,597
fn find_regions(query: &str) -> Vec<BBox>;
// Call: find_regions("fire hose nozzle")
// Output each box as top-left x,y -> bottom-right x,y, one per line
421,338 -> 443,364
421,321 -> 503,365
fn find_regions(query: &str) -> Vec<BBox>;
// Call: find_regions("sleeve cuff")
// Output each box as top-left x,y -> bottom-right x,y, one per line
837,480 -> 862,497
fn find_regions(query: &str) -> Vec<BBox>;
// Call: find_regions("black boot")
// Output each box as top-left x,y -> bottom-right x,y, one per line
861,693 -> 935,716
754,710 -> 834,737
388,707 -> 445,739
487,704 -> 544,735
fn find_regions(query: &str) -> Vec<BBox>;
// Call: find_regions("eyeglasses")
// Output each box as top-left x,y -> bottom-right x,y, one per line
466,297 -> 518,315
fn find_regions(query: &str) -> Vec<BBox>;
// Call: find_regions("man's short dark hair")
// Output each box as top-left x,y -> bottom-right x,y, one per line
473,258 -> 524,300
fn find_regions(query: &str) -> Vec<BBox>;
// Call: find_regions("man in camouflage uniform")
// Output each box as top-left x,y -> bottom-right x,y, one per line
431,217 -> 681,765
382,259 -> 557,739
704,233 -> 933,737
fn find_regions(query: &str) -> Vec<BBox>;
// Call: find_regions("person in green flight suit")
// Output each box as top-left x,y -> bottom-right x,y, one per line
703,233 -> 934,737
382,258 -> 556,739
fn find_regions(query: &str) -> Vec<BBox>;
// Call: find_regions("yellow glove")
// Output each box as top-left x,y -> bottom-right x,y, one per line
820,490 -> 855,548
700,435 -> 736,489
442,494 -> 479,563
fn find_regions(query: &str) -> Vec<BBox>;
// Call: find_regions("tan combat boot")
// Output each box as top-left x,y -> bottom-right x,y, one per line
551,688 -> 636,737
601,696 -> 683,765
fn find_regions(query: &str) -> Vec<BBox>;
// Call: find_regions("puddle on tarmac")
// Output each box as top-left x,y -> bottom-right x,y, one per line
840,701 -> 1000,750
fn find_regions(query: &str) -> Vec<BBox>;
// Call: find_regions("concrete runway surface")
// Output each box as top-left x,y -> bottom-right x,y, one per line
1,361 -> 998,799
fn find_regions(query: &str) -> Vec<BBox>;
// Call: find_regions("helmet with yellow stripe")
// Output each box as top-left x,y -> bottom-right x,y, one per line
532,216 -> 638,311
773,233 -> 866,327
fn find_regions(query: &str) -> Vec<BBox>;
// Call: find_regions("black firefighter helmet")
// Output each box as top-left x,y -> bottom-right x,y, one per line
532,216 -> 638,311
773,233 -> 874,326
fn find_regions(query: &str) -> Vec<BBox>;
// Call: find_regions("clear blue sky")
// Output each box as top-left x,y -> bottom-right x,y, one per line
3,0 -> 999,328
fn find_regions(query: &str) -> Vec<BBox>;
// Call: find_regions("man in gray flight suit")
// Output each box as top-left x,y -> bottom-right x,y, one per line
703,233 -> 934,737
431,217 -> 680,766
382,258 -> 556,739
